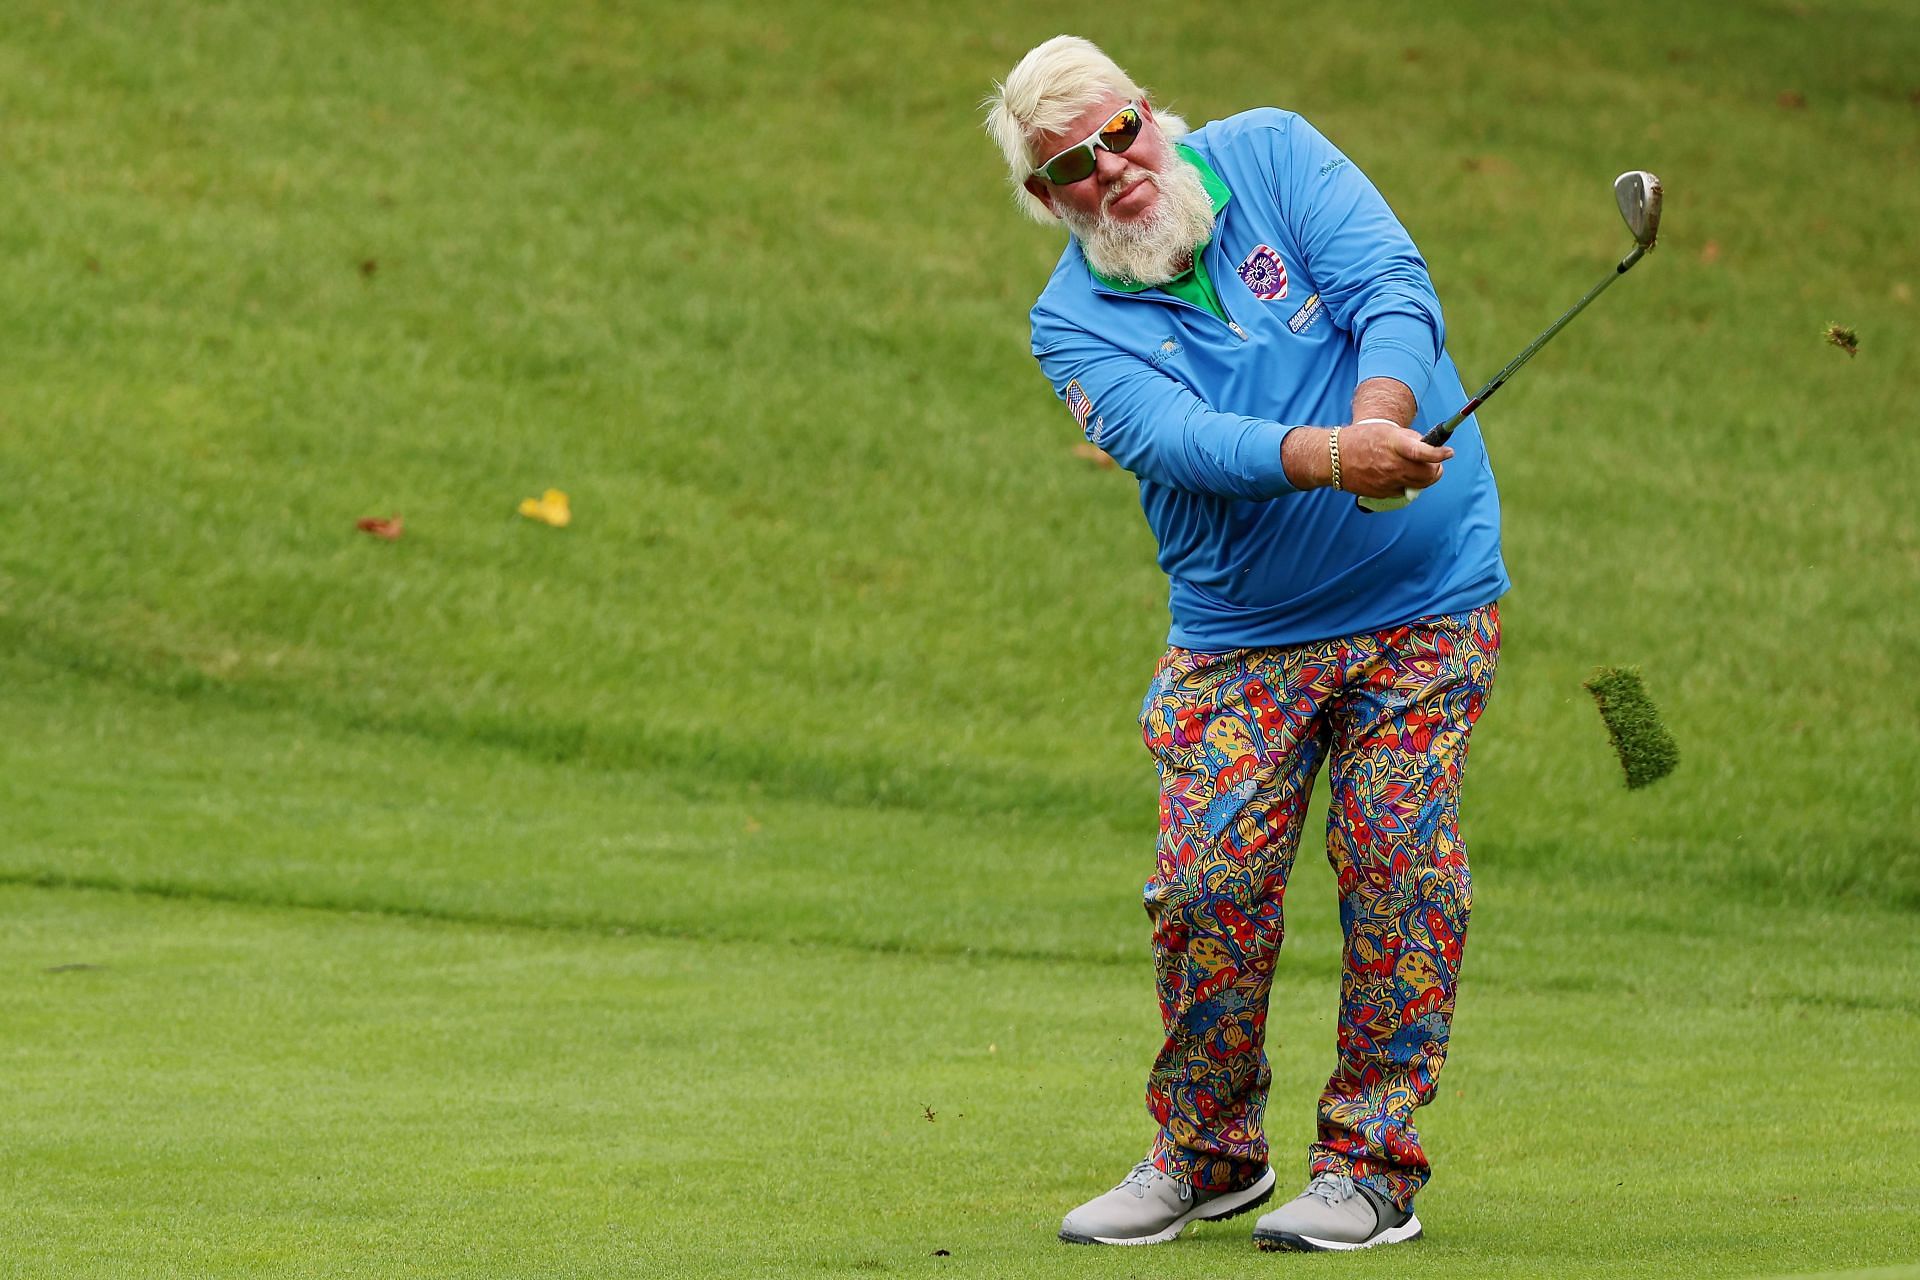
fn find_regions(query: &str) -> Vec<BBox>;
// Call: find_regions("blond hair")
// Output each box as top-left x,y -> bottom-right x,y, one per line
982,35 -> 1189,224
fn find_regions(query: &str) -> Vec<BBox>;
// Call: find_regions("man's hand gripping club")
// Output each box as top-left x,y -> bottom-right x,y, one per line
1279,376 -> 1451,499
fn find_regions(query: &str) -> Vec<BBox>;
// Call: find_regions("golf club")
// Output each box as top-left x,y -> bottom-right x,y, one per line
1357,170 -> 1663,513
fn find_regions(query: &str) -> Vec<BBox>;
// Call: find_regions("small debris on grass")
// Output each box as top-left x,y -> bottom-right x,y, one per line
1824,323 -> 1859,357
355,513 -> 404,541
359,258 -> 378,279
1698,239 -> 1721,264
44,963 -> 104,973
1778,90 -> 1807,109
83,256 -> 101,274
518,488 -> 572,526
1070,443 -> 1115,468
932,1249 -> 951,1257
922,1105 -> 937,1122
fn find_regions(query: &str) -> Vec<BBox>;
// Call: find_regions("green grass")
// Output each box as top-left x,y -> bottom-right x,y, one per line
2,0 -> 1918,1275
8,874 -> 1918,1279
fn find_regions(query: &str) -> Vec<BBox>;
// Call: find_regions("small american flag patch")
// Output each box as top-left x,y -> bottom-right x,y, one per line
1065,379 -> 1094,431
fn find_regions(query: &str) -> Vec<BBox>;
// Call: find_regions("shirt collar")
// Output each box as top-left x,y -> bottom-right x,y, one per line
1084,143 -> 1232,294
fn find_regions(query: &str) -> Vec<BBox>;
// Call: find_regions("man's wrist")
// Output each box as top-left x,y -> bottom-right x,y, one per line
1280,426 -> 1337,490
1351,376 -> 1417,430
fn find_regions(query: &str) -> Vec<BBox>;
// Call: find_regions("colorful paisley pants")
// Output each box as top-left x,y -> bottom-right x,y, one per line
1137,604 -> 1499,1210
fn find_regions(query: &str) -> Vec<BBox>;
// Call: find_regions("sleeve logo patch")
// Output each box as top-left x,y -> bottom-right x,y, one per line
1237,244 -> 1289,300
1065,379 -> 1095,432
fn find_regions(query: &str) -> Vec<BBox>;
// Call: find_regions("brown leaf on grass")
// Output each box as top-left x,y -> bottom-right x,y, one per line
359,258 -> 378,278
1778,90 -> 1807,109
1071,443 -> 1116,468
1699,240 -> 1721,264
922,1105 -> 937,1122
356,513 -> 405,540
1823,323 -> 1859,357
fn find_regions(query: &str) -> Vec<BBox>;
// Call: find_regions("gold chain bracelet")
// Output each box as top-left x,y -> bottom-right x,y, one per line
1328,428 -> 1343,491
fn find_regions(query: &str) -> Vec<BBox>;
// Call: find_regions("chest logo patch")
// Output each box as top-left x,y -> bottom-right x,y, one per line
1287,292 -> 1324,335
1236,244 -> 1289,300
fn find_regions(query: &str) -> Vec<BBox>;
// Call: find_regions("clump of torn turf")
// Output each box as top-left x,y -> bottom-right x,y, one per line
1583,666 -> 1679,789
1824,323 -> 1859,357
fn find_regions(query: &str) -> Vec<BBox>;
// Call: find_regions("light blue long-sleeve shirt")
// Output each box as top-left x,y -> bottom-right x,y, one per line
1030,108 -> 1508,649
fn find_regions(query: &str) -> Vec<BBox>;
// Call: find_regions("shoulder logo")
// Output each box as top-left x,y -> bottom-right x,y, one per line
1065,379 -> 1100,441
1286,291 -> 1323,335
1236,245 -> 1289,300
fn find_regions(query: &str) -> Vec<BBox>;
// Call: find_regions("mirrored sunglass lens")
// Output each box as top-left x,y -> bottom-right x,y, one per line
1043,147 -> 1097,185
1100,109 -> 1142,150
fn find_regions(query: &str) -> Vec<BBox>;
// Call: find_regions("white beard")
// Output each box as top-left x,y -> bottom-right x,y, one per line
1061,159 -> 1216,286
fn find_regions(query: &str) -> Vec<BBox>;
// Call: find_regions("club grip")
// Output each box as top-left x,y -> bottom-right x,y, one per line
1356,488 -> 1422,513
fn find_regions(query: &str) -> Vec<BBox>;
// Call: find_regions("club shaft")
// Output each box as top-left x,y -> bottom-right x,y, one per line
1423,242 -> 1648,446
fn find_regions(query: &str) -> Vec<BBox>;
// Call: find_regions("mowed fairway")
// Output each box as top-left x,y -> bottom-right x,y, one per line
2,1 -> 1917,1277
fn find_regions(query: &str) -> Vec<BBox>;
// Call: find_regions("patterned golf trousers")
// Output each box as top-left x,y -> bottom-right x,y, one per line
1137,604 -> 1499,1211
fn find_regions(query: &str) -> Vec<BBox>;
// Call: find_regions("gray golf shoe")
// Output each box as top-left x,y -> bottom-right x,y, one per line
1251,1173 -> 1422,1252
1059,1158 -> 1275,1246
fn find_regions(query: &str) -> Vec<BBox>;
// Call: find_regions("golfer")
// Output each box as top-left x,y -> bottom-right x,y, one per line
984,37 -> 1508,1252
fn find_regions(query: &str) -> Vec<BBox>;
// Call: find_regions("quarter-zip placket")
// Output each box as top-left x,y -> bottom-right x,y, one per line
1094,286 -> 1250,343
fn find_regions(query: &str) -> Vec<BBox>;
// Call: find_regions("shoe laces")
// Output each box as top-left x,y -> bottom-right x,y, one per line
1118,1158 -> 1191,1202
1305,1173 -> 1357,1205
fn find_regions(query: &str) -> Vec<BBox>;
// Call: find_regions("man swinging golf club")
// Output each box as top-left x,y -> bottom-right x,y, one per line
984,37 -> 1509,1251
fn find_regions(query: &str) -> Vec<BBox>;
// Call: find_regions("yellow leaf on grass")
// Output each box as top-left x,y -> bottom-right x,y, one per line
518,488 -> 571,527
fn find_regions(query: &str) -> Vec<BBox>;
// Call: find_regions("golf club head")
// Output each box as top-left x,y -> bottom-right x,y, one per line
1615,170 -> 1663,248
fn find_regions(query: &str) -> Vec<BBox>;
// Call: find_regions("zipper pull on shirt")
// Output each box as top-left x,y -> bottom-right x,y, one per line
1228,320 -> 1248,340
